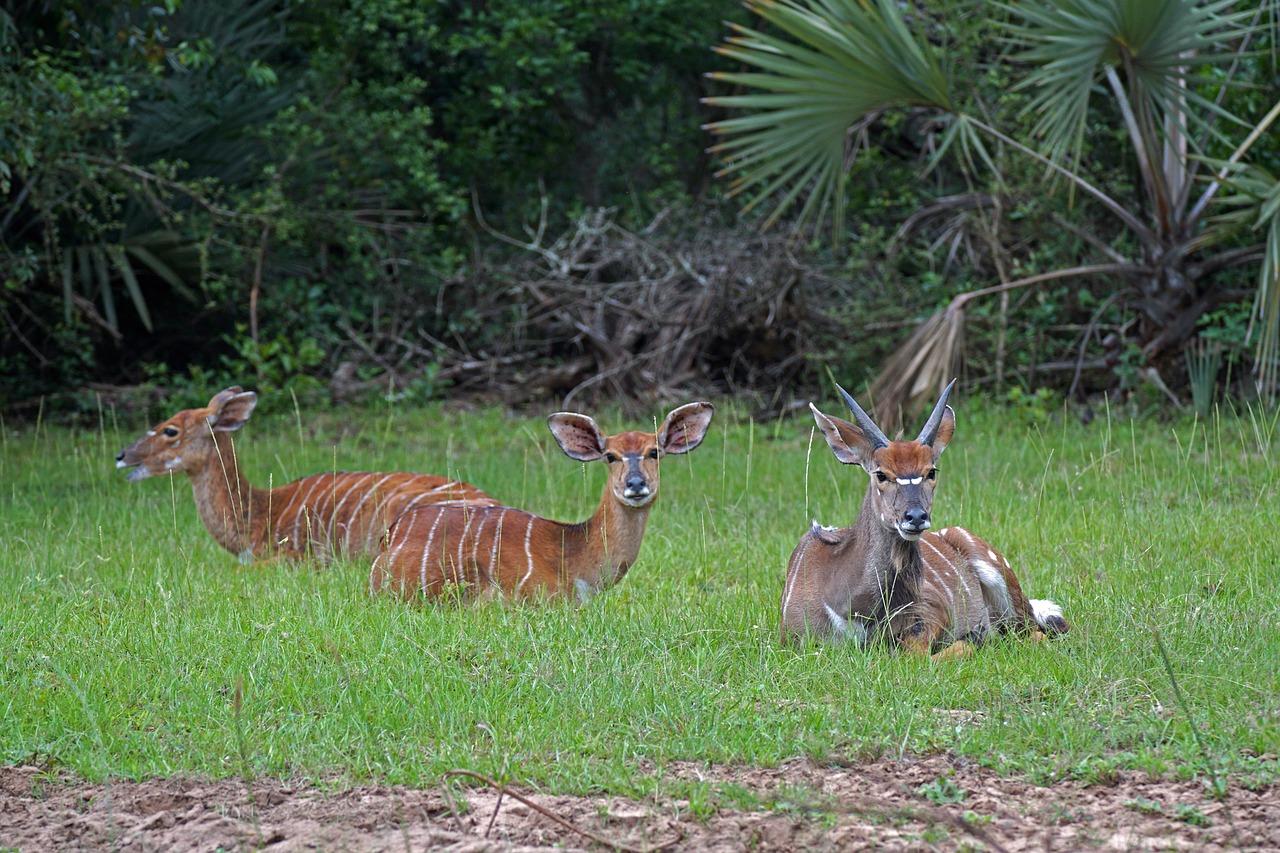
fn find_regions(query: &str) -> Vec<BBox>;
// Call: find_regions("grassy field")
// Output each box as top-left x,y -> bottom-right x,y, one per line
1,395 -> 1277,810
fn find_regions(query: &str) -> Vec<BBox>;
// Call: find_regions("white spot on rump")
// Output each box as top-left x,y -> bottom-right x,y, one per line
971,558 -> 1014,619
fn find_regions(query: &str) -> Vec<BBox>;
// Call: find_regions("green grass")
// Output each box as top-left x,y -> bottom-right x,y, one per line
2,398 -> 1278,801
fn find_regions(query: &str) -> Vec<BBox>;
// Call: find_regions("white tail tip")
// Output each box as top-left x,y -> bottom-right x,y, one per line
1030,598 -> 1068,634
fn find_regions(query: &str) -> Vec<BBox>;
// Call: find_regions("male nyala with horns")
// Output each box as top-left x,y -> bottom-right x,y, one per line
780,380 -> 1068,660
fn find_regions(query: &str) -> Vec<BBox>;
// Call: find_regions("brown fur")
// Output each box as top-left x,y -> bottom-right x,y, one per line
370,403 -> 713,602
115,387 -> 498,562
780,384 -> 1067,660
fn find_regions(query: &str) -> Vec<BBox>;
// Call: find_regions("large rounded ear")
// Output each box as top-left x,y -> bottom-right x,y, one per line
206,386 -> 245,410
810,403 -> 875,467
658,402 -> 713,455
928,406 -> 955,461
547,412 -> 607,461
208,390 -> 258,432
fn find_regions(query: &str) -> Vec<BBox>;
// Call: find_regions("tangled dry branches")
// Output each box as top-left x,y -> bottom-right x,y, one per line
336,208 -> 836,413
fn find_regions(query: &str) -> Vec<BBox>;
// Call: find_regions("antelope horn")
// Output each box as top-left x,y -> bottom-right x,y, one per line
835,383 -> 890,450
916,379 -> 956,446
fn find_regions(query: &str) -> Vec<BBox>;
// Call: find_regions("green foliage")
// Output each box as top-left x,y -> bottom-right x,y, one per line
1003,386 -> 1057,425
2,0 -> 743,406
916,774 -> 967,805
1173,803 -> 1212,827
0,0 -> 293,405
1125,797 -> 1164,815
707,0 -> 1280,411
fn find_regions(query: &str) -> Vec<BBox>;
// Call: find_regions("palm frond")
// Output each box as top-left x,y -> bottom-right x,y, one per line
1002,0 -> 1254,176
705,0 -> 954,238
869,306 -> 965,435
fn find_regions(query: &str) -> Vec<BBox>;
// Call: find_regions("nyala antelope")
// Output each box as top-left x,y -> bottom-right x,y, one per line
370,402 -> 714,603
780,381 -> 1068,659
115,387 -> 498,563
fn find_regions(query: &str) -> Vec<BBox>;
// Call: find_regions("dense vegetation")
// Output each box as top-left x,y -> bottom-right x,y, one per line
2,1 -> 1279,419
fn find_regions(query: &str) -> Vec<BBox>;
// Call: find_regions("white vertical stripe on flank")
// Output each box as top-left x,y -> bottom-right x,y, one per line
344,472 -> 397,553
972,558 -> 1013,619
328,473 -> 371,556
488,509 -> 508,589
289,475 -> 331,551
922,538 -> 958,611
456,508 -> 476,589
469,511 -> 489,590
780,532 -> 813,627
418,509 -> 447,594
516,514 -> 536,596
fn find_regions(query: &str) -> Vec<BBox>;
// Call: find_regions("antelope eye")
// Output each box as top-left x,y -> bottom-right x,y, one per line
927,468 -> 937,480
604,453 -> 619,464
647,448 -> 659,460
875,471 -> 888,483
162,427 -> 179,437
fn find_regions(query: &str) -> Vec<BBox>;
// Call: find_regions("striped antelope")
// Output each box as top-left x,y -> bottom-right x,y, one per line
115,387 -> 498,563
369,402 -> 714,603
780,381 -> 1068,660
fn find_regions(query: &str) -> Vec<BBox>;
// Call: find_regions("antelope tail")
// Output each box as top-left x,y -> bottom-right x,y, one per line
1027,598 -> 1070,635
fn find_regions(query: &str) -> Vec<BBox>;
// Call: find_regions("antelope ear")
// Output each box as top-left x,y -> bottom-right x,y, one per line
658,402 -> 714,455
209,391 -> 258,432
810,403 -> 874,467
548,412 -> 607,461
929,406 -> 955,461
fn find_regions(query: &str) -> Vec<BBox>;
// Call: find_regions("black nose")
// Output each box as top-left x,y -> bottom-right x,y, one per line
625,474 -> 648,493
903,508 -> 929,529
115,450 -> 125,462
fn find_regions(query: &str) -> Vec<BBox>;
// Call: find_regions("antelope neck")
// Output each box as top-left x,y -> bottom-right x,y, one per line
558,491 -> 653,591
855,482 -> 924,593
186,432 -> 269,556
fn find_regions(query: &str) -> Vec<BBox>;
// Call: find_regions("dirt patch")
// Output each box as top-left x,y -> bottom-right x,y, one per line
1,756 -> 1275,852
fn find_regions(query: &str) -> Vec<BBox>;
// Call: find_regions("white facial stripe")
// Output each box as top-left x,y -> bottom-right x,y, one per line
895,476 -> 924,485
147,430 -> 157,437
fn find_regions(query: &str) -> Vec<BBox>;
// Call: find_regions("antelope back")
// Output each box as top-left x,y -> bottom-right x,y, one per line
116,387 -> 257,482
271,471 -> 498,560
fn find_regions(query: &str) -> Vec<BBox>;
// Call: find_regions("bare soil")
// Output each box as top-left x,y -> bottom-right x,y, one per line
1,756 -> 1275,852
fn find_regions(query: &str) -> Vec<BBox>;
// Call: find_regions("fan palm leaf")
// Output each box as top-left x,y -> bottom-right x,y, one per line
705,0 -> 955,237
708,0 -> 1280,410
